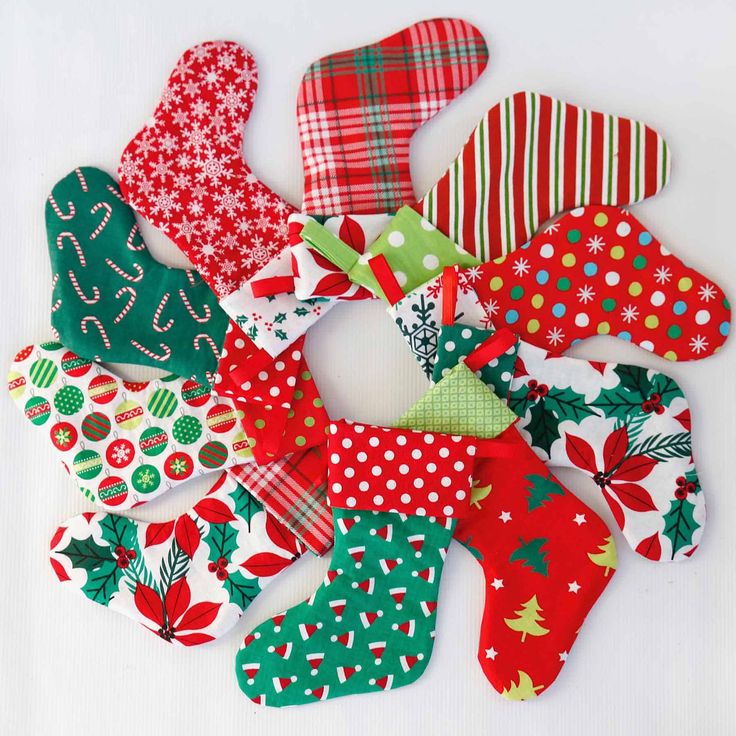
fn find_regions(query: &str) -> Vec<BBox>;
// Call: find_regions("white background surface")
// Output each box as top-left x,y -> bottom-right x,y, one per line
1,1 -> 734,734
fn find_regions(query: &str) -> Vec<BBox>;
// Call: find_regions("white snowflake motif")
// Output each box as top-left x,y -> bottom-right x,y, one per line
654,266 -> 672,284
543,222 -> 560,235
547,327 -> 565,347
689,334 -> 709,354
586,235 -> 605,254
483,299 -> 499,317
135,468 -> 157,489
464,266 -> 482,284
577,284 -> 596,304
698,283 -> 717,302
621,304 -> 639,323
512,257 -> 531,277
111,444 -> 131,464
173,216 -> 197,243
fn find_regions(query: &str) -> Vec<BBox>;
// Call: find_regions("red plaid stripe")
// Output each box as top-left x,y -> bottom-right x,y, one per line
297,18 -> 488,215
228,445 -> 332,556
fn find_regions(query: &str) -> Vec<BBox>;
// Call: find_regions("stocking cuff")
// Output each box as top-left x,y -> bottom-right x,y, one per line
327,420 -> 475,518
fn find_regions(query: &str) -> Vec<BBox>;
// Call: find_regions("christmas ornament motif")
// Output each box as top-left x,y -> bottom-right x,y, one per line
416,91 -> 671,261
433,325 -> 705,561
298,18 -> 488,215
471,207 -> 730,359
236,420 -> 477,707
290,214 -> 391,302
49,473 -> 304,646
299,206 -> 479,301
119,41 -> 296,303
396,353 -> 614,700
47,167 -> 229,384
8,342 -> 254,509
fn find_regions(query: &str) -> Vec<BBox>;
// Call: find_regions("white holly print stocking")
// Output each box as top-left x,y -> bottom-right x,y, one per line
50,473 -> 304,645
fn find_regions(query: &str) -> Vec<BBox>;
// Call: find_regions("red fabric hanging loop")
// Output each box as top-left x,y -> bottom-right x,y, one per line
368,255 -> 406,306
441,266 -> 458,326
250,275 -> 296,298
465,328 -> 518,372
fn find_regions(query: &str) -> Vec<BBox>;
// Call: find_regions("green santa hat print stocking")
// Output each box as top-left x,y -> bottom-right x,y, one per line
235,420 -> 480,706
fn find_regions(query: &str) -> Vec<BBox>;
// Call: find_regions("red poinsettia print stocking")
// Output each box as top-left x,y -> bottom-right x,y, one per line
50,473 -> 304,645
455,426 -> 615,700
119,41 -> 295,300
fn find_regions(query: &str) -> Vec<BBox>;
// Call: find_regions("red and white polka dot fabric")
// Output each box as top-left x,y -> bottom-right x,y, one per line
327,420 -> 476,518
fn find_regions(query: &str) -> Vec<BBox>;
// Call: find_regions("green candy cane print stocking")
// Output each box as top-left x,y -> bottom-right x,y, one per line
433,325 -> 705,562
236,420 -> 480,706
47,167 -> 228,385
50,472 -> 304,646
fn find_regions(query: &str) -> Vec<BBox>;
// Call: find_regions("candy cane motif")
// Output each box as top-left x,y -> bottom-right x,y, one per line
89,202 -> 112,240
130,339 -> 172,362
193,333 -> 221,360
105,183 -> 126,203
57,232 -> 86,267
185,270 -> 200,287
126,223 -> 146,251
68,270 -> 100,304
178,288 -> 211,323
114,286 -> 137,324
105,258 -> 144,282
48,195 -> 75,221
74,168 -> 89,192
81,316 -> 111,350
153,292 -> 174,332
50,273 -> 62,312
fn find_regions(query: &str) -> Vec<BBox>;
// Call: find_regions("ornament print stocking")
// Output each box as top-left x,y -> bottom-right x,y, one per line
50,473 -> 304,646
433,325 -> 705,561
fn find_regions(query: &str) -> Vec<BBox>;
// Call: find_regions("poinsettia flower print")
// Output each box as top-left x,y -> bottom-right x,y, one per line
240,514 -> 303,577
565,425 -> 658,531
135,577 -> 221,646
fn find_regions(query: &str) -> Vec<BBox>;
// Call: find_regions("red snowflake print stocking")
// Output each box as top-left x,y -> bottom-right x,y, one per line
298,18 -> 488,215
50,473 -> 304,646
119,41 -> 295,301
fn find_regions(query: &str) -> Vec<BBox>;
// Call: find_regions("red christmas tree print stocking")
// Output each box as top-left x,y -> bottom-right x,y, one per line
416,91 -> 670,260
454,425 -> 615,700
474,206 -> 730,359
119,41 -> 295,301
298,18 -> 488,215
50,473 -> 304,646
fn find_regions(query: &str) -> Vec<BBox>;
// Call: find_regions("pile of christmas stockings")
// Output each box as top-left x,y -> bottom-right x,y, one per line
8,19 -> 729,705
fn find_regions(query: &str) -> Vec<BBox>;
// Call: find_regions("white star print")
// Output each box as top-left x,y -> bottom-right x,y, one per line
689,334 -> 709,354
573,514 -> 587,526
568,581 -> 581,594
546,327 -> 565,347
512,257 -> 531,277
698,283 -> 717,302
485,647 -> 498,660
577,284 -> 596,304
654,266 -> 672,284
586,235 -> 605,253
490,578 -> 504,590
621,305 -> 639,324
499,511 -> 512,523
559,651 -> 568,662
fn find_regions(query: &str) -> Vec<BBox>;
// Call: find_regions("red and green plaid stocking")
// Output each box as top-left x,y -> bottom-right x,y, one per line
298,18 -> 488,215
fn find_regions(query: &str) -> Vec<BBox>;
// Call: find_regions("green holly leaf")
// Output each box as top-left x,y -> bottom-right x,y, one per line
663,499 -> 699,559
246,325 -> 258,340
613,364 -> 651,396
274,329 -> 288,341
524,473 -> 565,512
223,570 -> 261,610
509,537 -> 549,576
545,386 -> 598,423
81,561 -> 124,604
273,313 -> 287,324
59,537 -> 114,571
230,483 -> 263,529
99,514 -> 136,549
591,386 -> 643,420
524,400 -> 561,457
294,307 -> 310,317
204,522 -> 239,564
236,315 -> 248,327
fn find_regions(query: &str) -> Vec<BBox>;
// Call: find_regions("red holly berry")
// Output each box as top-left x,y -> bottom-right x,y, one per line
127,549 -> 137,560
536,383 -> 549,397
217,557 -> 228,568
642,401 -> 654,413
208,562 -> 218,573
685,482 -> 697,494
114,545 -> 125,556
216,568 -> 229,581
674,487 -> 688,501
